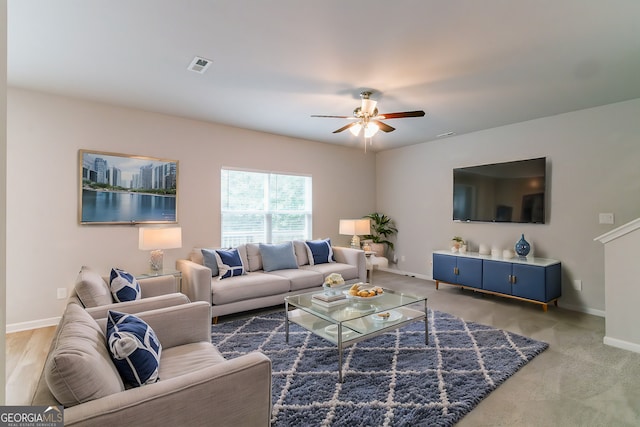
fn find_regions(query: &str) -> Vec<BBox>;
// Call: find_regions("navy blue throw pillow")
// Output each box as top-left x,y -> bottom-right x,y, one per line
109,268 -> 141,302
305,239 -> 335,265
214,248 -> 246,279
106,310 -> 161,387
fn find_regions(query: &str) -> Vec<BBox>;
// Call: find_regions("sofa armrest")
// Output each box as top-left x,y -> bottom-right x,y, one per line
176,259 -> 213,306
100,274 -> 177,298
138,275 -> 178,297
96,301 -> 212,349
63,351 -> 272,427
84,293 -> 190,320
333,246 -> 367,282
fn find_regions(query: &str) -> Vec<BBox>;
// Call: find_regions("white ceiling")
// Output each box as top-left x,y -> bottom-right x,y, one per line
7,1 -> 640,152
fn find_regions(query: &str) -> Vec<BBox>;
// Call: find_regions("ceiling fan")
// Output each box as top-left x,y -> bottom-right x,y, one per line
311,91 -> 425,150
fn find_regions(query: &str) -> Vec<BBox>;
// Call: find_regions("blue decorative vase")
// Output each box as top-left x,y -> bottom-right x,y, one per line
515,234 -> 531,256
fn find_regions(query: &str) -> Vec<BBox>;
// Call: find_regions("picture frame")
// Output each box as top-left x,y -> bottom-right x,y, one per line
79,149 -> 178,224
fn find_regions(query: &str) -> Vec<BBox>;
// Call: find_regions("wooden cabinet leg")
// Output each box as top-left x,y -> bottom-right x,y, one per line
435,281 -> 439,290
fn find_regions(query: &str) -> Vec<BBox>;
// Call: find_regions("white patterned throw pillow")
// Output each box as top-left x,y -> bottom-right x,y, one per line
107,310 -> 161,387
109,268 -> 142,302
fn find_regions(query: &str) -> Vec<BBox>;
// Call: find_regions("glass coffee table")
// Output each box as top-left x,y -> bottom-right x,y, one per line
284,287 -> 428,382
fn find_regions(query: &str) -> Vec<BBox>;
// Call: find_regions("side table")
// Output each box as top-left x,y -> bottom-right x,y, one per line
136,269 -> 183,293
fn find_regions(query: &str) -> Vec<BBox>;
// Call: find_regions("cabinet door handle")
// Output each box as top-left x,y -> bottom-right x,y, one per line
454,267 -> 459,275
511,275 -> 517,284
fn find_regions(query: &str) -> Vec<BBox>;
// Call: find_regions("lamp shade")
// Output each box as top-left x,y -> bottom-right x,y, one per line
138,227 -> 182,250
339,219 -> 370,236
364,122 -> 379,138
349,123 -> 363,136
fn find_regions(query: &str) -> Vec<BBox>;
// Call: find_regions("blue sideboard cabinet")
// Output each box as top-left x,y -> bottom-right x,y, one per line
433,250 -> 561,311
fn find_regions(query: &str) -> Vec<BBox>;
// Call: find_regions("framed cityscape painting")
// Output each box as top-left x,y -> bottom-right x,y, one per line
79,149 -> 178,224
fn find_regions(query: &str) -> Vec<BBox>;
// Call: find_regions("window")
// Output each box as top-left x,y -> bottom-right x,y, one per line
221,168 -> 312,247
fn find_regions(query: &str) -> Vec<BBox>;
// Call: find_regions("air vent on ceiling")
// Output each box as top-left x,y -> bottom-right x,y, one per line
188,56 -> 212,74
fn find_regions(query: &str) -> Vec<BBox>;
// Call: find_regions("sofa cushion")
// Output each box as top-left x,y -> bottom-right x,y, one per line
190,248 -> 206,265
259,242 -> 298,272
211,272 -> 290,305
305,239 -> 335,265
266,268 -> 323,292
45,303 -> 124,407
214,248 -> 246,279
235,244 -> 250,270
245,243 -> 263,272
293,240 -> 310,266
75,266 -> 113,308
159,342 -> 226,380
302,262 -> 359,282
107,310 -> 162,387
109,268 -> 142,302
201,249 -> 220,277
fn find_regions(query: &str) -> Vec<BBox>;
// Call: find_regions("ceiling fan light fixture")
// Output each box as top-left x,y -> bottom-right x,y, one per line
361,99 -> 377,116
364,122 -> 379,138
311,90 -> 425,151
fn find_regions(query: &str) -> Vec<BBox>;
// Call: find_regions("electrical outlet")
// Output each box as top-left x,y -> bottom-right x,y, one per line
572,280 -> 582,291
400,255 -> 406,262
57,288 -> 67,299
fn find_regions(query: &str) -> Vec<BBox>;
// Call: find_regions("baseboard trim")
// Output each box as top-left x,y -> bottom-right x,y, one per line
6,316 -> 60,333
555,302 -> 605,318
377,268 -> 606,317
376,267 -> 432,282
604,336 -> 640,354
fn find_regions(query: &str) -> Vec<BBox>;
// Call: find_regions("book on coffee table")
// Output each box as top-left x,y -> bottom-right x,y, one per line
312,291 -> 346,302
311,297 -> 349,308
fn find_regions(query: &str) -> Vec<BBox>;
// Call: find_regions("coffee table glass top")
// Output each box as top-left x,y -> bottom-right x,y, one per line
285,287 -> 426,339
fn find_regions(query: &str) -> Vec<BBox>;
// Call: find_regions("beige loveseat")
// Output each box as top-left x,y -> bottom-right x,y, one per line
177,241 -> 366,321
32,301 -> 272,426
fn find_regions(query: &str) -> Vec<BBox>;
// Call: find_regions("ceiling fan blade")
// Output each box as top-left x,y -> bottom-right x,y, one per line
332,122 -> 358,133
377,110 -> 426,119
311,114 -> 353,119
372,120 -> 395,133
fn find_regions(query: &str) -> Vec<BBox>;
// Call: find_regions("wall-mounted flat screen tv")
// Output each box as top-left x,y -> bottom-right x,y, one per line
453,157 -> 546,224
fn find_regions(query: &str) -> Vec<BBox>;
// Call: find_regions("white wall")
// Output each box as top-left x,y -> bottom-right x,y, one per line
376,98 -> 640,314
1,0 -> 8,404
6,88 -> 376,328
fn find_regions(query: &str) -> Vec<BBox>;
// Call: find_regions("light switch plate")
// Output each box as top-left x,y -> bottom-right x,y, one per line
599,213 -> 614,224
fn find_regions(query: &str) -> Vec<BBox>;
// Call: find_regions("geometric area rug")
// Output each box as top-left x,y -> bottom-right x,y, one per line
212,309 -> 548,427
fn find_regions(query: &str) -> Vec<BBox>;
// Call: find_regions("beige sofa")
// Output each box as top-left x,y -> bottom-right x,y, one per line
177,242 -> 367,320
32,300 -> 272,426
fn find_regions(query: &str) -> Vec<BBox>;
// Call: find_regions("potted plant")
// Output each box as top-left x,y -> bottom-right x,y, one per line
451,236 -> 465,252
362,213 -> 398,257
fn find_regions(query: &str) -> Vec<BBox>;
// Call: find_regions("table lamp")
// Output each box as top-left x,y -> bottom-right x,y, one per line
339,219 -> 371,249
138,226 -> 182,272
